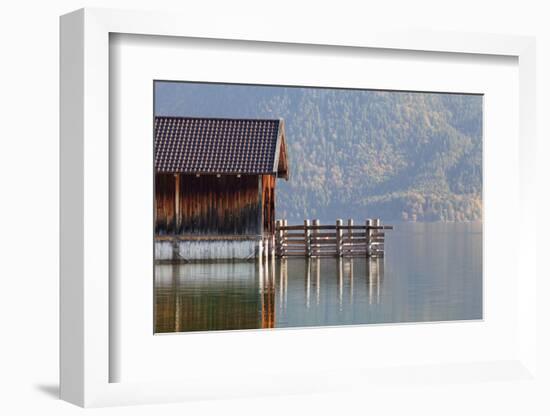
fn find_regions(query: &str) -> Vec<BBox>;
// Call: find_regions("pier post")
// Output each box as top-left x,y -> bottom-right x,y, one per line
336,219 -> 343,257
347,218 -> 353,257
282,219 -> 288,258
275,220 -> 281,257
373,218 -> 380,257
366,219 -> 373,257
174,173 -> 180,233
312,219 -> 320,257
273,217 -> 390,259
304,219 -> 311,257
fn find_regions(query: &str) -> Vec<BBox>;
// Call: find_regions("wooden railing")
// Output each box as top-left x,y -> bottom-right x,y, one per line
275,219 -> 393,258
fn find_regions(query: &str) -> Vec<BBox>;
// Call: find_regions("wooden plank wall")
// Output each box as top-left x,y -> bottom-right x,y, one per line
155,174 -> 176,235
155,173 -> 269,236
261,174 -> 276,235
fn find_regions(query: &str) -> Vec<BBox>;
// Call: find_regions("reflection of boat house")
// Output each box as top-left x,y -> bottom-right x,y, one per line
154,116 -> 289,261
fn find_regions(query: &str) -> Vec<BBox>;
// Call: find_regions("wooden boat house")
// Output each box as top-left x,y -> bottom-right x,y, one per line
154,116 -> 289,261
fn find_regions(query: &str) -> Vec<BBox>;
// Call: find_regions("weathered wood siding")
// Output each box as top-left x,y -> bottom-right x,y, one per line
155,174 -> 176,234
156,174 -> 273,236
261,174 -> 276,235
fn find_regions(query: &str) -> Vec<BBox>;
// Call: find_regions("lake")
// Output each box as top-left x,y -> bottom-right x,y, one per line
154,222 -> 482,333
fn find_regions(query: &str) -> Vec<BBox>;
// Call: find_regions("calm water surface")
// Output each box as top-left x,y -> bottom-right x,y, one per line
154,222 -> 482,333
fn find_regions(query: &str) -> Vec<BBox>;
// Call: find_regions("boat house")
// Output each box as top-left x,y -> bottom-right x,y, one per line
154,116 -> 289,261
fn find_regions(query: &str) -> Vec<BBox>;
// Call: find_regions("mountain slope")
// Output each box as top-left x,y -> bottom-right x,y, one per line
156,83 -> 482,222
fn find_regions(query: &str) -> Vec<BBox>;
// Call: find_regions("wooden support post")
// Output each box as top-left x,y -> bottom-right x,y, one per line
378,219 -> 386,257
312,219 -> 319,257
366,218 -> 373,257
347,218 -> 353,256
336,219 -> 343,257
373,218 -> 380,257
174,173 -> 180,233
304,219 -> 311,257
275,220 -> 281,257
258,176 -> 263,237
282,219 -> 288,257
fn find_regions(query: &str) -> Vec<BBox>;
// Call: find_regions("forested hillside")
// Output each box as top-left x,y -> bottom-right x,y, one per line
156,82 -> 482,222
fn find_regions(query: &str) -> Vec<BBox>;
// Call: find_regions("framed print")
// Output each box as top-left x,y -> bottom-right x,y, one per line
60,8 -> 537,407
151,81 -> 482,334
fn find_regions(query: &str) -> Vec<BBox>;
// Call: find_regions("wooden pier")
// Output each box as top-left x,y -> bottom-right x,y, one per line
274,219 -> 393,258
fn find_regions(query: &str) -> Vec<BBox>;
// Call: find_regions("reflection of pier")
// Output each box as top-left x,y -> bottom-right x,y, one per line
154,255 -> 385,333
276,256 -> 385,311
366,257 -> 384,305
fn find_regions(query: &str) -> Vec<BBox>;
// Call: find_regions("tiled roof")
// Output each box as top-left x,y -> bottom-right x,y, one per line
155,117 -> 286,175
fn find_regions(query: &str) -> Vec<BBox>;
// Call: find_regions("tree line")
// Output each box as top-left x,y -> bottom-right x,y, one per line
156,83 -> 483,222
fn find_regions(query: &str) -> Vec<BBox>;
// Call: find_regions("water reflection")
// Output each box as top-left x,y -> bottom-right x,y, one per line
155,256 -> 385,333
155,223 -> 483,333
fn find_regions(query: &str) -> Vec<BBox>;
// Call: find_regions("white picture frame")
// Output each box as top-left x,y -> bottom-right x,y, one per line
60,8 -> 537,407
